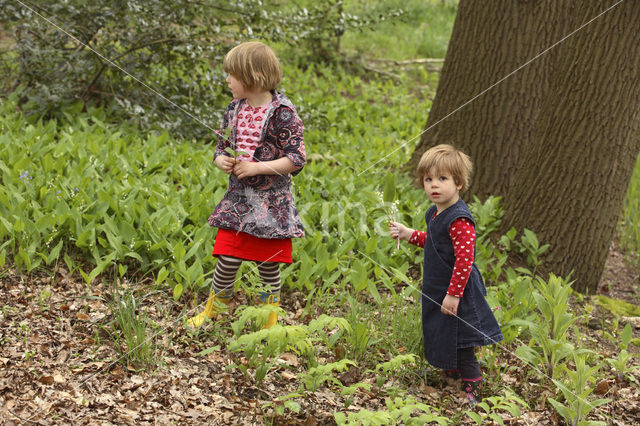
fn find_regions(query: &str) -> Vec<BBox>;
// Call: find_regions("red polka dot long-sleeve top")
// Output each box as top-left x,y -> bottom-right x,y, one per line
408,217 -> 476,298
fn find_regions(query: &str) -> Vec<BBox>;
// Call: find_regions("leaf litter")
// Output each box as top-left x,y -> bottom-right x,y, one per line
0,243 -> 639,425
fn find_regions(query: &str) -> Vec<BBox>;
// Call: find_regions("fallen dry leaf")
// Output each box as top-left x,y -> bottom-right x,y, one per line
281,371 -> 297,380
594,379 -> 610,395
279,352 -> 299,367
419,383 -> 439,396
38,375 -> 54,385
1,262 -> 638,425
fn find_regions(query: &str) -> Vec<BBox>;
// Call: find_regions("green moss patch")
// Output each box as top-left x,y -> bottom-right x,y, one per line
594,295 -> 640,317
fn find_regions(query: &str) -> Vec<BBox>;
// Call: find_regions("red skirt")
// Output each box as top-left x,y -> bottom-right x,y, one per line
212,228 -> 293,264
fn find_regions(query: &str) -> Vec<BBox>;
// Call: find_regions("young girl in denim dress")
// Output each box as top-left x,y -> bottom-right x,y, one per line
389,144 -> 502,406
187,42 -> 305,329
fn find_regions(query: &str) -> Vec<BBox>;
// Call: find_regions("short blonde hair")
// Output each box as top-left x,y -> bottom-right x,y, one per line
223,41 -> 282,91
416,144 -> 473,191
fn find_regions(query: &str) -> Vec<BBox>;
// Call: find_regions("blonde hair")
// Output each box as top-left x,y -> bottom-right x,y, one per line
223,41 -> 282,91
416,144 -> 473,191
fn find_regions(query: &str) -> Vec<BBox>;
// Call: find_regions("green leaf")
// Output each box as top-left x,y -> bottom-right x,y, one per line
284,400 -> 300,414
382,172 -> 396,204
125,251 -> 143,262
173,283 -> 183,301
465,411 -> 483,424
0,215 -> 12,234
119,221 -> 137,243
548,397 -> 574,421
174,242 -> 186,262
46,240 -> 64,265
367,280 -> 381,303
326,258 -> 339,272
79,269 -> 91,285
156,266 -> 169,285
522,228 -> 539,249
621,323 -> 633,348
334,413 -> 347,424
87,252 -> 117,284
64,253 -> 75,273
197,346 -> 221,357
514,344 -> 541,366
13,219 -> 25,233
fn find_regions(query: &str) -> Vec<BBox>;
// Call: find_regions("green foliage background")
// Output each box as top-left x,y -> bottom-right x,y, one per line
0,1 -> 638,423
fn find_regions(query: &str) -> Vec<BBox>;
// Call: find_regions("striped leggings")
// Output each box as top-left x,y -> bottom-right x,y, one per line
211,255 -> 281,294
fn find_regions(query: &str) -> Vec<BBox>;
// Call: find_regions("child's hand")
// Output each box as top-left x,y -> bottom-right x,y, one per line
233,161 -> 261,179
441,294 -> 460,316
389,221 -> 412,242
216,155 -> 236,174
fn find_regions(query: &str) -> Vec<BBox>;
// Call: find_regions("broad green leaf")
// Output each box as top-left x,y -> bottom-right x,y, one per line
13,219 -> 25,233
125,251 -> 143,262
156,266 -> 169,285
621,323 -> 633,348
46,240 -> 64,264
196,345 -> 221,357
382,172 -> 396,203
284,401 -> 300,413
173,283 -> 183,301
174,242 -> 186,262
547,398 -> 574,422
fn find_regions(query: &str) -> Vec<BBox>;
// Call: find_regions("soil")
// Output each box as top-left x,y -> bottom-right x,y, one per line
598,238 -> 640,302
1,240 -> 639,425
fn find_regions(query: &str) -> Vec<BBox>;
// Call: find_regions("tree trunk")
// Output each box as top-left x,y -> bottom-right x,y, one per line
502,1 -> 640,293
407,1 -> 574,199
409,0 -> 640,293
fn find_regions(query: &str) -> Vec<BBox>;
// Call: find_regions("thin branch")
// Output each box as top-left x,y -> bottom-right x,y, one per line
360,63 -> 403,81
83,37 -> 182,99
367,57 -> 444,65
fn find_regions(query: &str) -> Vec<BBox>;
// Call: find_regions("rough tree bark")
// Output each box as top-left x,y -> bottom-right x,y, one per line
502,1 -> 640,293
407,1 -> 574,198
408,0 -> 640,293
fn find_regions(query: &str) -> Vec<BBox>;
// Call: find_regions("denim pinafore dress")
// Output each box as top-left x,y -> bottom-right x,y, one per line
421,199 -> 503,370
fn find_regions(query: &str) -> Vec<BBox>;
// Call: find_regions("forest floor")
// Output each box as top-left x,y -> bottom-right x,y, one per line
1,238 -> 639,425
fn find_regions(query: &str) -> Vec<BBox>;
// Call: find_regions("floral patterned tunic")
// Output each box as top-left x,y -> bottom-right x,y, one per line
208,92 -> 306,239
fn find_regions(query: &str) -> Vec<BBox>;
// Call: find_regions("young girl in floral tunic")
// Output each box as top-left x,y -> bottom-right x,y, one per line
187,42 -> 305,329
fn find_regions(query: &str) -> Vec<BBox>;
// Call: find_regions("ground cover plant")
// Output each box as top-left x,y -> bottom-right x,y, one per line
2,0 -> 640,424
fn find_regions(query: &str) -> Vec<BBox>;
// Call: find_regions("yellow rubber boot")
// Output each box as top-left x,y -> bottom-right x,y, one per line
259,291 -> 280,329
186,289 -> 233,328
